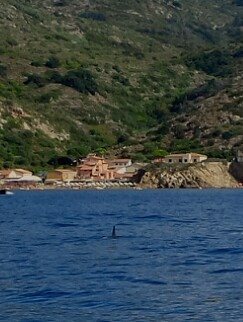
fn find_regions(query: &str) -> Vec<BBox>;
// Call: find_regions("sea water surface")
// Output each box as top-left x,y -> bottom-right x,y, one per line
0,189 -> 242,321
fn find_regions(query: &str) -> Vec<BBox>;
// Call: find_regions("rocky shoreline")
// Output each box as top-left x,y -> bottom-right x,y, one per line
137,161 -> 242,189
1,162 -> 242,191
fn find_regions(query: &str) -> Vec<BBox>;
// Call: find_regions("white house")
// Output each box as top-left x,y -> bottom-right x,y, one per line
108,158 -> 132,167
163,153 -> 207,164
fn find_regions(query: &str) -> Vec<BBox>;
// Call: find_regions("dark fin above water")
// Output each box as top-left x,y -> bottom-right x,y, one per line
112,226 -> 116,238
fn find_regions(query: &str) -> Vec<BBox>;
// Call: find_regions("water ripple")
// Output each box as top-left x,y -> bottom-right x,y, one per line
0,189 -> 242,321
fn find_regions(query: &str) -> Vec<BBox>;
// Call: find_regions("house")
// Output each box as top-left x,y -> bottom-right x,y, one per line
0,169 -> 21,180
46,169 -> 77,182
111,163 -> 141,180
121,165 -> 138,179
153,157 -> 165,164
107,158 -> 132,180
108,158 -> 132,168
163,153 -> 207,164
0,169 -> 42,187
77,154 -> 114,180
236,150 -> 243,162
0,168 -> 33,180
111,165 -> 130,179
14,169 -> 33,177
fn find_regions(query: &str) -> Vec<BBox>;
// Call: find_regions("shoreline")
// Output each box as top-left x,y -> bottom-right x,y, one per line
1,184 -> 242,191
0,181 -> 138,191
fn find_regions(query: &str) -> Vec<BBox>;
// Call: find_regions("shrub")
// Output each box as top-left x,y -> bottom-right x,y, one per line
117,133 -> 129,144
152,149 -> 168,157
211,129 -> 222,138
222,131 -> 234,140
31,60 -> 43,67
45,56 -> 61,68
173,124 -> 186,139
24,74 -> 46,87
79,12 -> 106,21
0,64 -> 7,77
170,138 -> 202,152
7,39 -> 18,47
186,50 -> 233,76
172,1 -> 182,8
207,149 -> 234,160
47,70 -> 63,83
61,68 -> 98,94
53,0 -> 68,6
112,74 -> 130,86
36,90 -> 60,103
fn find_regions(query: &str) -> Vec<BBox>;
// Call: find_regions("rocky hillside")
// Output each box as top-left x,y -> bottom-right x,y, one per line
0,0 -> 242,169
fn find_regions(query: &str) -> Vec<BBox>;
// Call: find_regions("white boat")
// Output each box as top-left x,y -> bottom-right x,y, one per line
0,189 -> 14,195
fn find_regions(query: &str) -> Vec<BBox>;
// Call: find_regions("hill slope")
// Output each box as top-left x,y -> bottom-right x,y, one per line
0,0 -> 242,169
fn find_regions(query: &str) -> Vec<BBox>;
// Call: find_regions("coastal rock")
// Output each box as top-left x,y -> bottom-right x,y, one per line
139,162 -> 239,189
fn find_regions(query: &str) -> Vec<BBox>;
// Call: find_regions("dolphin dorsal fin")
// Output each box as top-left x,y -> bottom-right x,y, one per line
112,226 -> 116,238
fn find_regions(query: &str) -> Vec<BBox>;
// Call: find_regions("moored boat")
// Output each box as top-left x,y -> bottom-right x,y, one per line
0,189 -> 14,195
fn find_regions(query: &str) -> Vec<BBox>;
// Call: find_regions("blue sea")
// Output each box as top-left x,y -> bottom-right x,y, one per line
0,189 -> 242,321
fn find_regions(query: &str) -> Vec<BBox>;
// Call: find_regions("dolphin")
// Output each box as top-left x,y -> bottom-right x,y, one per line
102,225 -> 120,239
112,225 -> 117,238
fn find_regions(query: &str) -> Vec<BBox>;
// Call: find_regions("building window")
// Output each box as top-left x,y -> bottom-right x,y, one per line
169,159 -> 172,163
184,159 -> 187,163
179,159 -> 182,163
194,159 -> 197,162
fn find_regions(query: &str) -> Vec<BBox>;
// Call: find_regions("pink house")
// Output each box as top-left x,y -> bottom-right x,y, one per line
77,154 -> 114,180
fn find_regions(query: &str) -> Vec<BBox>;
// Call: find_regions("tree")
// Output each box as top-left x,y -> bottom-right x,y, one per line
153,149 -> 168,157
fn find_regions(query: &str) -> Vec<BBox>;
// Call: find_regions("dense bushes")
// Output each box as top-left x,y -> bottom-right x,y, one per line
61,69 -> 97,94
24,68 -> 98,94
170,79 -> 225,113
79,12 -> 106,21
186,50 -> 233,76
24,74 -> 46,87
206,149 -> 234,161
0,124 -> 58,169
169,138 -> 202,152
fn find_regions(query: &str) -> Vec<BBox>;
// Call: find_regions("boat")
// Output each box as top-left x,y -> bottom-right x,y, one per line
0,189 -> 14,195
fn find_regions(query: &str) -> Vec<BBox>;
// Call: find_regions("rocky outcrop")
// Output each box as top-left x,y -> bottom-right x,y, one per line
139,162 -> 239,188
229,162 -> 243,183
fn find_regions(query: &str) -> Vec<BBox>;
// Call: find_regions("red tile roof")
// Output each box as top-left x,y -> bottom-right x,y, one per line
109,159 -> 131,162
79,166 -> 94,171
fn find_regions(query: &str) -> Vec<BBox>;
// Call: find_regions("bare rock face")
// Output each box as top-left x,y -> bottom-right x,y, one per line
139,162 -> 239,189
139,172 -> 159,188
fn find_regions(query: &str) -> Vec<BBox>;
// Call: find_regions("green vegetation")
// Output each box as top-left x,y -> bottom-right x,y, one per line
60,69 -> 98,94
24,68 -> 98,94
0,0 -> 242,169
186,50 -> 234,77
